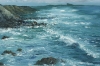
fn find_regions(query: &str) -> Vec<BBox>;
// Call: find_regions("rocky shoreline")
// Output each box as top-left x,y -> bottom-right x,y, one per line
0,4 -> 38,28
0,4 -> 59,66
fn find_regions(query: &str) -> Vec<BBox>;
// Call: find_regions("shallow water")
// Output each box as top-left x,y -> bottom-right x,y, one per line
0,5 -> 100,66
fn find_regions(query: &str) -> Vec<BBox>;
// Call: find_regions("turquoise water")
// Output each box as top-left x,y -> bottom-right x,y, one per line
0,5 -> 100,66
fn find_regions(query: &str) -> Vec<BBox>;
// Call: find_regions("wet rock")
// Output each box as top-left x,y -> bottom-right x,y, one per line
1,50 -> 12,54
17,48 -> 22,52
60,59 -> 66,63
32,21 -> 47,27
17,20 -> 25,25
1,50 -> 16,56
11,52 -> 16,56
0,62 -> 4,66
71,43 -> 79,48
35,57 -> 58,65
38,23 -> 47,26
33,21 -> 38,25
1,36 -> 9,39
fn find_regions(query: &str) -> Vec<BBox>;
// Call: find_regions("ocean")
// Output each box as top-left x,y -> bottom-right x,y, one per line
0,5 -> 100,66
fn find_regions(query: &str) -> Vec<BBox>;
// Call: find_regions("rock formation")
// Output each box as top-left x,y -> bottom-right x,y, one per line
0,4 -> 36,28
1,50 -> 16,56
35,57 -> 58,65
1,36 -> 9,39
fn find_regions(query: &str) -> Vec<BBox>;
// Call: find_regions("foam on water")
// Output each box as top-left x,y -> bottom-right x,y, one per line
44,27 -> 100,58
0,5 -> 100,66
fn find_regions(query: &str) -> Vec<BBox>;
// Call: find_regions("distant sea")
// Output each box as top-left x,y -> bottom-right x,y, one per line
0,5 -> 100,66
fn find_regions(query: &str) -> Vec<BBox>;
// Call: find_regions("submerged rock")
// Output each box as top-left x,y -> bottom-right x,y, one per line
17,48 -> 22,52
35,57 -> 58,65
0,62 -> 4,66
1,36 -> 9,39
1,50 -> 16,56
71,43 -> 79,48
11,52 -> 16,56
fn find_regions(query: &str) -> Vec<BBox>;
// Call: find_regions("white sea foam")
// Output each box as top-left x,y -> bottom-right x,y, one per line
79,42 -> 100,58
0,5 -> 100,66
44,28 -> 100,59
45,28 -> 76,45
60,10 -> 65,12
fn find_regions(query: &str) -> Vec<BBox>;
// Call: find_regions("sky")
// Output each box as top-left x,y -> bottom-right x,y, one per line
0,0 -> 100,6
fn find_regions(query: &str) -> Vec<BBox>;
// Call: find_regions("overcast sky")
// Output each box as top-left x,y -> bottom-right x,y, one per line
0,0 -> 100,6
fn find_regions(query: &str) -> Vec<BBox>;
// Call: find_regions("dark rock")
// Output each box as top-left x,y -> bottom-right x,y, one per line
3,50 -> 12,54
1,50 -> 16,56
33,21 -> 38,25
72,43 -> 79,48
31,21 -> 38,26
38,23 -> 47,26
35,57 -> 58,65
1,36 -> 9,39
17,48 -> 22,52
31,21 -> 47,27
0,62 -> 4,66
11,52 -> 16,56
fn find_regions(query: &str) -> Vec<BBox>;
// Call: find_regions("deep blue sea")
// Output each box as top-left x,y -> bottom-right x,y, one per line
0,5 -> 100,66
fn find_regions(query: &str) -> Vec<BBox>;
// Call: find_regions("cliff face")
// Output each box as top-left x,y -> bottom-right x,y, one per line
0,5 -> 36,28
0,5 -> 20,28
4,5 -> 36,17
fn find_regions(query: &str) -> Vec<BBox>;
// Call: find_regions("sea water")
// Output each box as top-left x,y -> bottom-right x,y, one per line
0,5 -> 100,66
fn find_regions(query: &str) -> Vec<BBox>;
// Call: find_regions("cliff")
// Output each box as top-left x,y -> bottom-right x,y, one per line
0,4 -> 36,28
3,5 -> 36,17
0,5 -> 20,28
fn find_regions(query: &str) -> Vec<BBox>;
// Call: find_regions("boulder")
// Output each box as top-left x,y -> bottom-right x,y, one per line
35,57 -> 58,65
32,21 -> 47,27
1,36 -> 9,39
1,50 -> 16,56
71,43 -> 79,48
0,62 -> 4,66
17,48 -> 22,52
